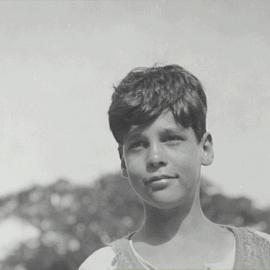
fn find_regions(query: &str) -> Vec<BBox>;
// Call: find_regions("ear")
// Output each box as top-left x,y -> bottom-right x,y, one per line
200,132 -> 214,166
118,145 -> 128,178
121,158 -> 128,178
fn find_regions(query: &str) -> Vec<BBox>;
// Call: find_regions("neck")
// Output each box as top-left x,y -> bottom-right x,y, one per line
136,186 -> 213,245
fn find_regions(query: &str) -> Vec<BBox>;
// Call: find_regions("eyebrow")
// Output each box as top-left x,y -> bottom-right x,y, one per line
160,127 -> 186,137
124,132 -> 145,144
162,122 -> 187,132
124,126 -> 185,142
161,127 -> 182,133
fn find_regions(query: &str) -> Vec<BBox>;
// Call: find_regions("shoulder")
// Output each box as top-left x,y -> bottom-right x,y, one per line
78,246 -> 117,270
228,225 -> 270,243
253,230 -> 270,242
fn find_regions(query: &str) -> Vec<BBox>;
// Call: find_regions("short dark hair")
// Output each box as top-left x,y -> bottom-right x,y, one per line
108,64 -> 207,145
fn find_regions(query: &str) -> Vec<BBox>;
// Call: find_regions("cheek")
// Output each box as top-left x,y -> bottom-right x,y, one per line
125,162 -> 147,196
125,156 -> 144,179
172,152 -> 201,178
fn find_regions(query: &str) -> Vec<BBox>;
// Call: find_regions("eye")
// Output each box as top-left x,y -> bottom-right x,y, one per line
162,135 -> 183,145
128,140 -> 147,150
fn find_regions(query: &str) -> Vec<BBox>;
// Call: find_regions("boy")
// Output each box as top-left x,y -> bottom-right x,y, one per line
80,65 -> 270,269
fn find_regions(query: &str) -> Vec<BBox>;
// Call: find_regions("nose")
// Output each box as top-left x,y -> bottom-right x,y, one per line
146,143 -> 167,172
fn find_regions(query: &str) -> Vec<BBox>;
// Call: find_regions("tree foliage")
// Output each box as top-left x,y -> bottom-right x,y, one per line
0,173 -> 269,270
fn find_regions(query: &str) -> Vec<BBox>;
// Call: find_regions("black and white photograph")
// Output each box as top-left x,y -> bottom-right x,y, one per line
0,1 -> 270,269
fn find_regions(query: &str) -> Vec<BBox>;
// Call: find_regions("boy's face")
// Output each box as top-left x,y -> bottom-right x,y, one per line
122,110 -> 213,209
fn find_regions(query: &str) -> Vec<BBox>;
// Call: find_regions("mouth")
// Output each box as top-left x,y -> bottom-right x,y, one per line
144,174 -> 178,184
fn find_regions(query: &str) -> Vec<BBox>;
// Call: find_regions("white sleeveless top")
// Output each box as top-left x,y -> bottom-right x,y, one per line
78,230 -> 270,270
128,237 -> 235,270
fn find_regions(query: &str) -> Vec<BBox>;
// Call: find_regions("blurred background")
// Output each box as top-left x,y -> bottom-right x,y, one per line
1,1 -> 270,269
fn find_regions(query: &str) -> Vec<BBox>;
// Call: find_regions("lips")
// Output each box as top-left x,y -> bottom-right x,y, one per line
144,174 -> 178,184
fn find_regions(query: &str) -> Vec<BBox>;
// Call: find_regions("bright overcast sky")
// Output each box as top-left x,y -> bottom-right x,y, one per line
1,0 -> 270,207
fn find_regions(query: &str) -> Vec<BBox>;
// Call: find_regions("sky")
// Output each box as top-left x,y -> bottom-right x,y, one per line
0,0 -> 270,207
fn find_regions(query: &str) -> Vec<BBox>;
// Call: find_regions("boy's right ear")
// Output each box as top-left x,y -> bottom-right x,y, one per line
118,145 -> 128,178
121,159 -> 128,178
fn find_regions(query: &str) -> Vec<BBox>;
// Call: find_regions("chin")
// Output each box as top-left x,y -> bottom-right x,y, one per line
143,194 -> 192,210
